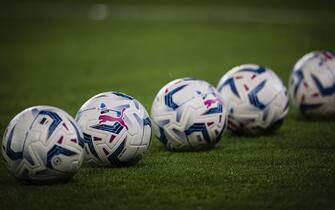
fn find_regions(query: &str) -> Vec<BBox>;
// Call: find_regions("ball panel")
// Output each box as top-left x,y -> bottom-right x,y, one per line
218,64 -> 288,135
289,51 -> 335,117
151,78 -> 226,151
75,92 -> 151,166
2,106 -> 84,183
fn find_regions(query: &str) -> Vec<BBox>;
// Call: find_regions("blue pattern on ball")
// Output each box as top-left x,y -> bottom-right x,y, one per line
311,74 -> 335,96
82,133 -> 100,159
164,84 -> 187,110
5,126 -> 23,161
91,122 -> 124,134
248,80 -> 267,110
38,110 -> 62,139
293,69 -> 304,98
237,66 -> 266,74
218,78 -> 240,98
107,139 -> 126,166
185,123 -> 210,144
46,145 -> 77,168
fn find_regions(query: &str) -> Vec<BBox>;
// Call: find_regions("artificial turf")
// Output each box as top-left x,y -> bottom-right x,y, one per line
0,3 -> 335,210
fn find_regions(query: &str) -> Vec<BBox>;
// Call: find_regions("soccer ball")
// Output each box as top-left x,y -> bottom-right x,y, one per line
75,92 -> 152,166
151,78 -> 226,151
1,106 -> 84,183
217,64 -> 289,135
289,51 -> 335,117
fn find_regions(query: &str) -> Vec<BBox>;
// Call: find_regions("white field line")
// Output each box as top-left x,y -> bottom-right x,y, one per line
1,3 -> 335,24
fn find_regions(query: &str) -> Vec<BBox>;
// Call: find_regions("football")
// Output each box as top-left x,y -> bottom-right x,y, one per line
151,78 -> 226,151
217,64 -> 289,135
1,106 -> 84,183
289,51 -> 335,117
75,92 -> 152,166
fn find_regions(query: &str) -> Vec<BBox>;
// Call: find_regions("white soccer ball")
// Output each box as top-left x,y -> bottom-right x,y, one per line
289,51 -> 335,117
75,92 -> 152,166
217,64 -> 289,135
1,106 -> 84,183
151,78 -> 227,151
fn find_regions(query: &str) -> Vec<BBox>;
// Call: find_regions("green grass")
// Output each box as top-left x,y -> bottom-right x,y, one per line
1,4 -> 335,210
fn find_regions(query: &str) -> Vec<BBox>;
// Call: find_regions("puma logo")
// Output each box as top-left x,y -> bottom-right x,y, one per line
98,108 -> 128,130
204,99 -> 220,108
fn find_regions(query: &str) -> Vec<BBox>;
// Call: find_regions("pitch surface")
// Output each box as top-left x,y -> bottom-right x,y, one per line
0,1 -> 335,210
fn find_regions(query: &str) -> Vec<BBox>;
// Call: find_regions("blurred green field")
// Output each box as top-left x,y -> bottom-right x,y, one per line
1,2 -> 335,210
